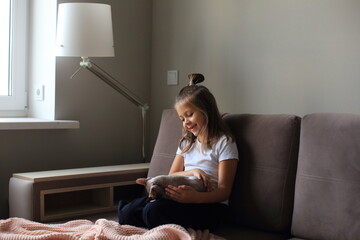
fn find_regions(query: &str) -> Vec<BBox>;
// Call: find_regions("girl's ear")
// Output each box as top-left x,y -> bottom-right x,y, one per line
136,178 -> 148,186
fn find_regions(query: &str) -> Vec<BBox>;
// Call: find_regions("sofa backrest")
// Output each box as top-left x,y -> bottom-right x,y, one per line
291,113 -> 360,240
148,110 -> 301,233
223,114 -> 301,233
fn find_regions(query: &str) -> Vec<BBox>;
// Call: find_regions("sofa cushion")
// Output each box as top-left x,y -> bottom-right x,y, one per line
291,113 -> 360,240
223,114 -> 301,233
148,109 -> 182,177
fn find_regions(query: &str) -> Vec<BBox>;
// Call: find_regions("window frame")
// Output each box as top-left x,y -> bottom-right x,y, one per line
0,0 -> 28,116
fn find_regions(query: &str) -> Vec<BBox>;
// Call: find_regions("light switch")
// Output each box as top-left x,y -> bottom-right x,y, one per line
167,70 -> 178,85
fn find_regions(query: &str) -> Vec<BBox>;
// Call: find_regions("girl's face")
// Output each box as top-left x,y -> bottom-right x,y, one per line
176,102 -> 206,141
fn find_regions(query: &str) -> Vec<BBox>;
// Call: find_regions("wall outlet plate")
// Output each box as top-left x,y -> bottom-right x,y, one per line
36,85 -> 44,101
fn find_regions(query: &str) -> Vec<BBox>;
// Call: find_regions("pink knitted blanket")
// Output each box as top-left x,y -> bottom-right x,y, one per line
0,218 -> 224,240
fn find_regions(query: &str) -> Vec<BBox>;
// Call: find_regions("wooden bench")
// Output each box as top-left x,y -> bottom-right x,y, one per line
9,163 -> 149,222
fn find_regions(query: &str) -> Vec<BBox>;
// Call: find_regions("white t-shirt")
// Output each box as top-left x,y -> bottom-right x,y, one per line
176,135 -> 239,190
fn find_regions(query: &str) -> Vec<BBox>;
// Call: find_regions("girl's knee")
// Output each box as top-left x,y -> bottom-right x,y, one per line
118,197 -> 149,227
142,200 -> 171,228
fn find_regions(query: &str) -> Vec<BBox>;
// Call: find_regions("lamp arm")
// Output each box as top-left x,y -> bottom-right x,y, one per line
75,57 -> 148,161
81,57 -> 148,110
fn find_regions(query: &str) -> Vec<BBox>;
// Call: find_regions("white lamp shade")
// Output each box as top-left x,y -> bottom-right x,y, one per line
56,3 -> 114,57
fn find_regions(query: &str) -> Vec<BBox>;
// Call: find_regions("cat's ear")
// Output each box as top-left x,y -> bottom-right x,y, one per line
136,178 -> 148,186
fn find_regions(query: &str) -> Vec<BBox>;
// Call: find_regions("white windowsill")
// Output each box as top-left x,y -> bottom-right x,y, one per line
0,118 -> 79,130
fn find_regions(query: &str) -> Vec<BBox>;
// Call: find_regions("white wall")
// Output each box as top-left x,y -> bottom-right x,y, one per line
150,0 -> 360,147
28,0 -> 57,119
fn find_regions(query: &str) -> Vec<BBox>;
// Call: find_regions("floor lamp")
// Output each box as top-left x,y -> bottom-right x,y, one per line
56,3 -> 149,160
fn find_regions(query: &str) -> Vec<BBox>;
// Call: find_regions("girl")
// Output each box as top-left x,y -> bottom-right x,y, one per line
118,73 -> 238,230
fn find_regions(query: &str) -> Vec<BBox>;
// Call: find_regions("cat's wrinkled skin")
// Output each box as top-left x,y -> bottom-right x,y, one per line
136,175 -> 206,199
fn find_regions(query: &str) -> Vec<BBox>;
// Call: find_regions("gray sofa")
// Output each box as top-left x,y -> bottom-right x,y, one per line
148,109 -> 360,240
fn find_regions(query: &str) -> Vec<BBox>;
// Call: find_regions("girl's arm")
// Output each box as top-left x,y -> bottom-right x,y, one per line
169,154 -> 212,191
166,158 -> 238,203
168,154 -> 185,174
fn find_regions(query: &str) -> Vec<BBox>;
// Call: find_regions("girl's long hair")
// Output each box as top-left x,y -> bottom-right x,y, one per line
175,73 -> 233,153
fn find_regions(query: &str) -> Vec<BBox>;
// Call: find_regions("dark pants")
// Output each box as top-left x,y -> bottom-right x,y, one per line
118,196 -> 228,230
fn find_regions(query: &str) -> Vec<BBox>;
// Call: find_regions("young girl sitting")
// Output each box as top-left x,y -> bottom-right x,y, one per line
118,73 -> 239,231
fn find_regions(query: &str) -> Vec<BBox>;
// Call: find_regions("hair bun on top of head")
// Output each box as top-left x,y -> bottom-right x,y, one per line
188,73 -> 204,86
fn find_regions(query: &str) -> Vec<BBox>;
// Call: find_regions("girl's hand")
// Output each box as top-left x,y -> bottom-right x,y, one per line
191,168 -> 212,192
165,185 -> 199,203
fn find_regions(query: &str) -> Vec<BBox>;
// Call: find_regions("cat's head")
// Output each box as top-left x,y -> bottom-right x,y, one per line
136,177 -> 166,199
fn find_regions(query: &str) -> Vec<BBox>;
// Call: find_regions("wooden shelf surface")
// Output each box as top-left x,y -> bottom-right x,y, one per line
12,163 -> 150,182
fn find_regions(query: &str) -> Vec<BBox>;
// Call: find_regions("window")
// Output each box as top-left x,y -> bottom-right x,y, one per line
0,1 -> 11,96
0,0 -> 28,116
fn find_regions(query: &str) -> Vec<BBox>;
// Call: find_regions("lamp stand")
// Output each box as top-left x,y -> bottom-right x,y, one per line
71,57 -> 149,161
